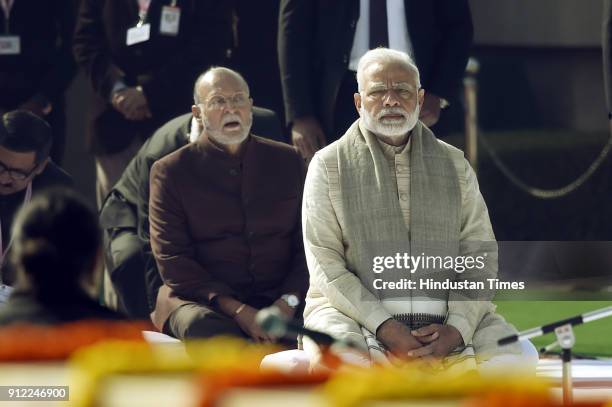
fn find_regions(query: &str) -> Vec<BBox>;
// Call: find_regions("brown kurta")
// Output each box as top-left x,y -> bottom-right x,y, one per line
149,134 -> 307,330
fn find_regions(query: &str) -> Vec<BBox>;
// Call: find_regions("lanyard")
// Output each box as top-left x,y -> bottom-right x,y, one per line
137,0 -> 152,26
0,0 -> 14,33
0,181 -> 32,268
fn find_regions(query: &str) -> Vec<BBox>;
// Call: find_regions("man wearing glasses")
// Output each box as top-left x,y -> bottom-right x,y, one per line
0,110 -> 72,298
148,67 -> 307,341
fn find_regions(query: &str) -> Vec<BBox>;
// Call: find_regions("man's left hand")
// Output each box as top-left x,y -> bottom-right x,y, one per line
407,324 -> 464,358
419,94 -> 442,127
112,87 -> 152,121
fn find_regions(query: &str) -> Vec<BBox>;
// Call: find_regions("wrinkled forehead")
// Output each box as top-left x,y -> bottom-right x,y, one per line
362,62 -> 418,90
198,73 -> 249,99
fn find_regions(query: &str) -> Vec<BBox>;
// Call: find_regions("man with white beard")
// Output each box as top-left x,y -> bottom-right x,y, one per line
148,67 -> 308,341
302,48 -> 537,371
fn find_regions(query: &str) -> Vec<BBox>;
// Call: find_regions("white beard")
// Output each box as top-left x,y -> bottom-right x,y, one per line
360,105 -> 419,139
204,112 -> 252,145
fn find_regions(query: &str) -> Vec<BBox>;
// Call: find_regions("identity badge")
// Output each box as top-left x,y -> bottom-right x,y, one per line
160,6 -> 181,36
126,24 -> 151,46
0,36 -> 20,55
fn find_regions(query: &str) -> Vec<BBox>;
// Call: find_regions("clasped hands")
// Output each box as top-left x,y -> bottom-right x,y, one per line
376,319 -> 463,363
111,86 -> 152,121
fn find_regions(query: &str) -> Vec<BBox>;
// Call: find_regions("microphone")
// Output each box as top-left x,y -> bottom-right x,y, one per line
256,306 -> 343,347
497,306 -> 612,346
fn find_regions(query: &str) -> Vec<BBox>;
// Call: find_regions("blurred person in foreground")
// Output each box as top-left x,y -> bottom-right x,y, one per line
0,188 -> 122,325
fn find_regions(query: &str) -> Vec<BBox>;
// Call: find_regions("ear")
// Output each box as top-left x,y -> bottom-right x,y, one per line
354,92 -> 362,114
34,157 -> 49,175
191,104 -> 202,120
417,88 -> 425,109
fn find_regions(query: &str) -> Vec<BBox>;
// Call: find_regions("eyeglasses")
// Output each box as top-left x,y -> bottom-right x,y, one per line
204,92 -> 250,110
0,160 -> 37,181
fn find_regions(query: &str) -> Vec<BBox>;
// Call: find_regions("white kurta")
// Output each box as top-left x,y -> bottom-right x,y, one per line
301,122 -> 514,365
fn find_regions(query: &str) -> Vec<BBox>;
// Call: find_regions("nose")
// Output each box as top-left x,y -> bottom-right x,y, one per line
382,90 -> 401,107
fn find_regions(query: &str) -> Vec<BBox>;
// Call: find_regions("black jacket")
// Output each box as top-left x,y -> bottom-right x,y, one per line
0,0 -> 77,110
73,0 -> 232,154
603,0 -> 612,113
278,0 -> 473,137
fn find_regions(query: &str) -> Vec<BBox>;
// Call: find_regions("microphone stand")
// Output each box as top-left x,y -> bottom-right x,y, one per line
497,306 -> 612,406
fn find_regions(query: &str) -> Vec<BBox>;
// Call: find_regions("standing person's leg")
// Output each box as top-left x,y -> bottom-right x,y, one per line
95,139 -> 142,207
331,70 -> 360,143
95,139 -> 143,309
47,101 -> 67,165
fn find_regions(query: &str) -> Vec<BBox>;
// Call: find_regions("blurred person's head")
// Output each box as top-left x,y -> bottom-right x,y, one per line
10,188 -> 102,302
191,67 -> 253,149
354,48 -> 424,143
0,111 -> 52,195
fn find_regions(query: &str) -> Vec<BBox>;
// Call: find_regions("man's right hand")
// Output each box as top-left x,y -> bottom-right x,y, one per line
376,319 -> 423,359
233,304 -> 274,343
291,116 -> 326,160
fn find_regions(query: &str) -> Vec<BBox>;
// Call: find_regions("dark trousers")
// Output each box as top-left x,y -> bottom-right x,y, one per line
331,70 -> 360,144
164,303 -> 246,340
164,300 -> 301,347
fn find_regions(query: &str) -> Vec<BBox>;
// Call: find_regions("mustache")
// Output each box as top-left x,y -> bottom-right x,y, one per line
221,114 -> 243,126
376,108 -> 409,120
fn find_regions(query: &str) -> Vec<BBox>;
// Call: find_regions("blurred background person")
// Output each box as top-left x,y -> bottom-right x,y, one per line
0,111 -> 72,290
73,0 -> 233,206
0,0 -> 78,164
0,188 -> 122,325
278,0 -> 473,159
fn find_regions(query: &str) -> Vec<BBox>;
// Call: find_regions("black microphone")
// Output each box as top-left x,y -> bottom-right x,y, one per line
256,306 -> 341,347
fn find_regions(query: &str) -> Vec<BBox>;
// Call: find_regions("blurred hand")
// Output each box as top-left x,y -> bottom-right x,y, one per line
419,93 -> 442,127
112,86 -> 152,121
409,324 -> 464,358
273,297 -> 297,321
291,116 -> 326,160
19,99 -> 52,117
376,319 -> 423,359
233,304 -> 274,343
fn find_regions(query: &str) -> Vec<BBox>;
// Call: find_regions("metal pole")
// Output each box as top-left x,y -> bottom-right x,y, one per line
561,349 -> 573,406
554,324 -> 575,406
464,58 -> 480,174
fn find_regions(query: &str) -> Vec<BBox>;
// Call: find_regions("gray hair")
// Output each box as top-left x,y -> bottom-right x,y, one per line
356,48 -> 421,92
193,67 -> 250,104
